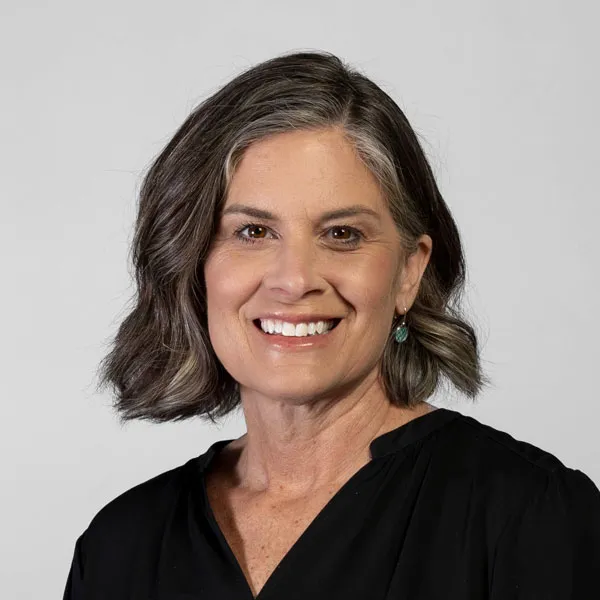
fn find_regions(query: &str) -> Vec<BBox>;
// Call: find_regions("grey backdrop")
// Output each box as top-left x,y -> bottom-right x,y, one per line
2,1 -> 598,597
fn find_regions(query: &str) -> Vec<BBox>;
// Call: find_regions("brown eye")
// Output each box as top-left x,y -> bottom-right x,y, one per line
234,223 -> 271,244
245,225 -> 266,238
328,226 -> 363,247
331,227 -> 352,240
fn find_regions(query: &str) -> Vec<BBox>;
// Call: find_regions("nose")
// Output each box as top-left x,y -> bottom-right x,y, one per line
262,235 -> 324,300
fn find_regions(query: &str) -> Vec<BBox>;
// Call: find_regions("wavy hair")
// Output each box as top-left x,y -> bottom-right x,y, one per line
96,50 -> 490,423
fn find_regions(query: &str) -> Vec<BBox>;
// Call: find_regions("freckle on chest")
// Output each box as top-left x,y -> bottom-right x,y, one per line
206,476 -> 341,597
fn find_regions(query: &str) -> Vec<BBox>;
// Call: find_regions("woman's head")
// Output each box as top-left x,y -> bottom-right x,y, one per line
97,50 -> 488,423
205,125 -> 432,409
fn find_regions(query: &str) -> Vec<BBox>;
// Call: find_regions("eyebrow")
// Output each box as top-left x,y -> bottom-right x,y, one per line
221,203 -> 381,224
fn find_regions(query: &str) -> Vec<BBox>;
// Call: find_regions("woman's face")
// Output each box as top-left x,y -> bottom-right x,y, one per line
204,126 -> 431,407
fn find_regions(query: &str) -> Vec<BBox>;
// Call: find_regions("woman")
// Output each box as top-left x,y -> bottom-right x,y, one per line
63,50 -> 600,599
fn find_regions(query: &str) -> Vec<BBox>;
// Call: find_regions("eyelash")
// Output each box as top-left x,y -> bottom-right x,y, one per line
233,222 -> 365,248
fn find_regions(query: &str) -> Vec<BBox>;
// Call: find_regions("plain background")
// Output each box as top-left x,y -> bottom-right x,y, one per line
2,1 -> 599,597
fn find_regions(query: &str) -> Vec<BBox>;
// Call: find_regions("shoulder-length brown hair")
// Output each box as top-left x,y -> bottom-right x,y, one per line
96,50 -> 490,424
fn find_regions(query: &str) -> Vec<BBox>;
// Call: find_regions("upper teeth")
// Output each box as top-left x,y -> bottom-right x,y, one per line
259,319 -> 335,337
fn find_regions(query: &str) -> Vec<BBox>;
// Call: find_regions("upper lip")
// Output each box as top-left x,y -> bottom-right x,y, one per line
253,314 -> 343,324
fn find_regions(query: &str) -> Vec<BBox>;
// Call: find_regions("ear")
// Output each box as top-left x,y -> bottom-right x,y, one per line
395,234 -> 433,313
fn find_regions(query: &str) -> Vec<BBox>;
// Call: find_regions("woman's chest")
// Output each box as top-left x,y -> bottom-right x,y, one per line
206,481 -> 340,597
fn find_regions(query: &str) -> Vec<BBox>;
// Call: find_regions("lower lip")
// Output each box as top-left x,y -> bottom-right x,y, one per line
250,320 -> 342,351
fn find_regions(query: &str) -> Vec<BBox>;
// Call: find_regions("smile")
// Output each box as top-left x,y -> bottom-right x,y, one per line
251,318 -> 343,350
254,318 -> 342,337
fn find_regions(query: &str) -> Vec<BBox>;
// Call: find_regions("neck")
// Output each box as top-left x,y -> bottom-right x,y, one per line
227,372 -> 434,498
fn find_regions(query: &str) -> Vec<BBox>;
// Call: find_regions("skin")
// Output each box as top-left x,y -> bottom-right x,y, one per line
204,125 -> 433,500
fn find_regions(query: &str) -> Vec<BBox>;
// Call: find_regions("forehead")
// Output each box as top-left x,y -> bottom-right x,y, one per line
225,127 -> 386,214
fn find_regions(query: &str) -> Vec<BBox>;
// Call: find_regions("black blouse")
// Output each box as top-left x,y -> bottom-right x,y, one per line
63,407 -> 600,599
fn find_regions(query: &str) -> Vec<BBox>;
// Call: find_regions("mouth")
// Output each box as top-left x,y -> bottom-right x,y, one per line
252,318 -> 343,335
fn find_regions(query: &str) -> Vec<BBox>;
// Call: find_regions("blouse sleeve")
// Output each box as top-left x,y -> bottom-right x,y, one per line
490,466 -> 600,598
62,531 -> 86,600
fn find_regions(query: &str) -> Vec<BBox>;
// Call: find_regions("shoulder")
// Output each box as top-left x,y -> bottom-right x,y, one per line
444,414 -> 600,595
80,455 -> 201,559
432,410 -> 600,516
92,458 -> 193,521
440,410 -> 571,472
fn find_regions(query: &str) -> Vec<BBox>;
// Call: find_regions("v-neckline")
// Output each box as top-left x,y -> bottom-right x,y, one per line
201,448 -> 378,599
198,407 -> 459,599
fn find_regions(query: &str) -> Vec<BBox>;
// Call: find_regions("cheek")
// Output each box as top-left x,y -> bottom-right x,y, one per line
203,254 -> 251,354
337,250 -> 398,309
204,250 -> 257,311
204,254 -> 253,359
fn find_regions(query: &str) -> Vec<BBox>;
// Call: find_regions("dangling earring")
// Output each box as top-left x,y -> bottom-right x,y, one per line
393,306 -> 409,343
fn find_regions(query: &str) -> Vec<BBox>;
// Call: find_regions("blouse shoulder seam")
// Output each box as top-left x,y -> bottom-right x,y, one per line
457,415 -> 568,476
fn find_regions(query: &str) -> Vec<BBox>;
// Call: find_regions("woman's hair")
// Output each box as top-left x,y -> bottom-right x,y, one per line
96,50 -> 490,424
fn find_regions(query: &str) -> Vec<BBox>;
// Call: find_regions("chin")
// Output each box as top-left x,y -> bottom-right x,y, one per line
239,380 -> 335,404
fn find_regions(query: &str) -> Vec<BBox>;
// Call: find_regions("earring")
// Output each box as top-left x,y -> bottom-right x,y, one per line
393,306 -> 409,343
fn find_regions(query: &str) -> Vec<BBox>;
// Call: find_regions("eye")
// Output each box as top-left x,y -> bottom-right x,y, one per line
328,226 -> 363,247
234,223 -> 272,243
233,223 -> 364,248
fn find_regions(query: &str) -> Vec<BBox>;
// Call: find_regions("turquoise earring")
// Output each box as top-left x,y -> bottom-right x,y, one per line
393,307 -> 409,344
